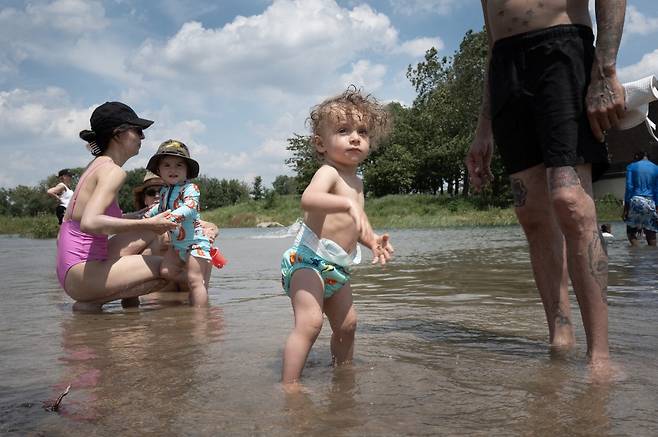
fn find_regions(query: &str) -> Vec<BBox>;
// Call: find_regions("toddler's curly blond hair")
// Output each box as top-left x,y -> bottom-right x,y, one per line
308,85 -> 391,154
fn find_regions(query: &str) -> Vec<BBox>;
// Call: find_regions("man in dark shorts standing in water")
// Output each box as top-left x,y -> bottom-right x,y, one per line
466,0 -> 626,372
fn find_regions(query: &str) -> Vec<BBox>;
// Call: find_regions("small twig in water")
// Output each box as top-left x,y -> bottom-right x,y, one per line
46,384 -> 71,412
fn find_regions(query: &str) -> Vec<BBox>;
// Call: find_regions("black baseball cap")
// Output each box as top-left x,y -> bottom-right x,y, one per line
90,101 -> 154,135
58,169 -> 73,177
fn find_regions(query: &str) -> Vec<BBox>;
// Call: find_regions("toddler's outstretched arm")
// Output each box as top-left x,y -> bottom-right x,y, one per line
358,215 -> 394,265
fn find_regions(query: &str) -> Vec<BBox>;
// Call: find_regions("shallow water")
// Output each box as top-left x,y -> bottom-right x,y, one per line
0,225 -> 656,436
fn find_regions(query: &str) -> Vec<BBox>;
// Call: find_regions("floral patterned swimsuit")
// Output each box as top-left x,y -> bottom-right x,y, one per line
145,181 -> 211,261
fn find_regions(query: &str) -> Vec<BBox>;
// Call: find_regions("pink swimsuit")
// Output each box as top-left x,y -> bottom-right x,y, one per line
56,160 -> 123,289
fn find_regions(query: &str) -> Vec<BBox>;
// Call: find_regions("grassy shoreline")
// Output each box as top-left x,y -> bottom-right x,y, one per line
0,194 -> 624,239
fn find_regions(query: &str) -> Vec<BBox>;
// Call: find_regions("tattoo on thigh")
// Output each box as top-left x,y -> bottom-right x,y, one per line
588,230 -> 609,304
511,177 -> 527,207
549,167 -> 581,191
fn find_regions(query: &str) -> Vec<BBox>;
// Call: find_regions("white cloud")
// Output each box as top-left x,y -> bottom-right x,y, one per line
625,5 -> 658,35
0,87 -> 98,186
258,138 -> 290,159
0,0 -> 121,81
389,0 -> 461,16
396,37 -> 444,57
340,60 -> 387,91
26,0 -> 109,33
131,0 -> 400,94
618,48 -> 658,82
0,87 -> 88,140
220,152 -> 250,169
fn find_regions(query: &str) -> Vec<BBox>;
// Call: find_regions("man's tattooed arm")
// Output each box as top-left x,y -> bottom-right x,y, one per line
479,1 -> 493,121
593,0 -> 626,75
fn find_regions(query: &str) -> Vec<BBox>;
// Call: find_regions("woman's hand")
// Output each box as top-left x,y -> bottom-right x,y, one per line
146,210 -> 178,233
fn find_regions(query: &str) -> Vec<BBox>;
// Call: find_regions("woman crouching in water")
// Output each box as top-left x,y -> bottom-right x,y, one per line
56,101 -> 177,311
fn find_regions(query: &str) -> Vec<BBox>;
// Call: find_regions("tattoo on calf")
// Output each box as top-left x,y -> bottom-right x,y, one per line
548,167 -> 581,191
598,229 -> 609,257
588,230 -> 609,304
510,177 -> 527,207
555,308 -> 572,327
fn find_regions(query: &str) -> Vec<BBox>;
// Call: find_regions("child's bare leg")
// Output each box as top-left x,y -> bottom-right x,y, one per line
160,247 -> 186,282
282,269 -> 324,385
187,255 -> 211,307
324,283 -> 357,366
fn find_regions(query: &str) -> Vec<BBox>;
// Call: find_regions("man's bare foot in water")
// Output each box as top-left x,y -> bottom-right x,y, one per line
588,356 -> 625,385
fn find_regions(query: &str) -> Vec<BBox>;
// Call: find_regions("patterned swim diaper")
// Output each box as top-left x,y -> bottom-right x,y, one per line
281,245 -> 351,299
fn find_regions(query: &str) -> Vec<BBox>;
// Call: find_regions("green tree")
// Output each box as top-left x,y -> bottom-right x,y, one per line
363,143 -> 415,196
404,28 -> 509,201
0,188 -> 10,215
5,185 -> 52,216
272,175 -> 298,195
251,176 -> 264,200
118,168 -> 148,212
263,189 -> 277,209
225,179 -> 251,204
195,176 -> 223,210
196,176 -> 250,209
285,134 -> 320,194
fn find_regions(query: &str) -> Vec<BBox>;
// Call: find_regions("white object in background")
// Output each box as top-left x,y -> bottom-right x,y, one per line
619,75 -> 658,141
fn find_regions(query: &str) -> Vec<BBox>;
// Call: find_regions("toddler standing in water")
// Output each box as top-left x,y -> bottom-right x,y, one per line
280,87 -> 394,387
144,140 -> 212,306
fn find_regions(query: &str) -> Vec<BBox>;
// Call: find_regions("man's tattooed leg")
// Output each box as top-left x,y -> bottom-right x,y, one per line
511,177 -> 527,207
548,166 -> 581,191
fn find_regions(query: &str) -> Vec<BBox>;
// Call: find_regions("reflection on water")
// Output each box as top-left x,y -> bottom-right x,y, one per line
52,306 -> 224,428
0,225 -> 657,435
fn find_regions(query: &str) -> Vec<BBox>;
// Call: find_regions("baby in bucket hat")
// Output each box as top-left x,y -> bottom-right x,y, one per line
143,140 -> 213,306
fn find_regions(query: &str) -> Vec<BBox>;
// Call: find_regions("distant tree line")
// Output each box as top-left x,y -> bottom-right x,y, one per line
0,166 -> 301,218
0,167 -> 253,217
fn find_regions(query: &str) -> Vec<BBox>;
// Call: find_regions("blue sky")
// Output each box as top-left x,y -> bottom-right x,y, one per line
1,0 -> 657,188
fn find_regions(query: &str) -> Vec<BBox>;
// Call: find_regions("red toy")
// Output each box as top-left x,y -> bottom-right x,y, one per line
210,247 -> 228,268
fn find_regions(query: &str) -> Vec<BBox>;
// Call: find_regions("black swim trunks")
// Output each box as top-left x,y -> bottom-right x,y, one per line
489,24 -> 609,181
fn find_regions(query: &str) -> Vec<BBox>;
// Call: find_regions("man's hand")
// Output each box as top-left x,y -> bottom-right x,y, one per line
465,132 -> 494,192
586,69 -> 626,142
